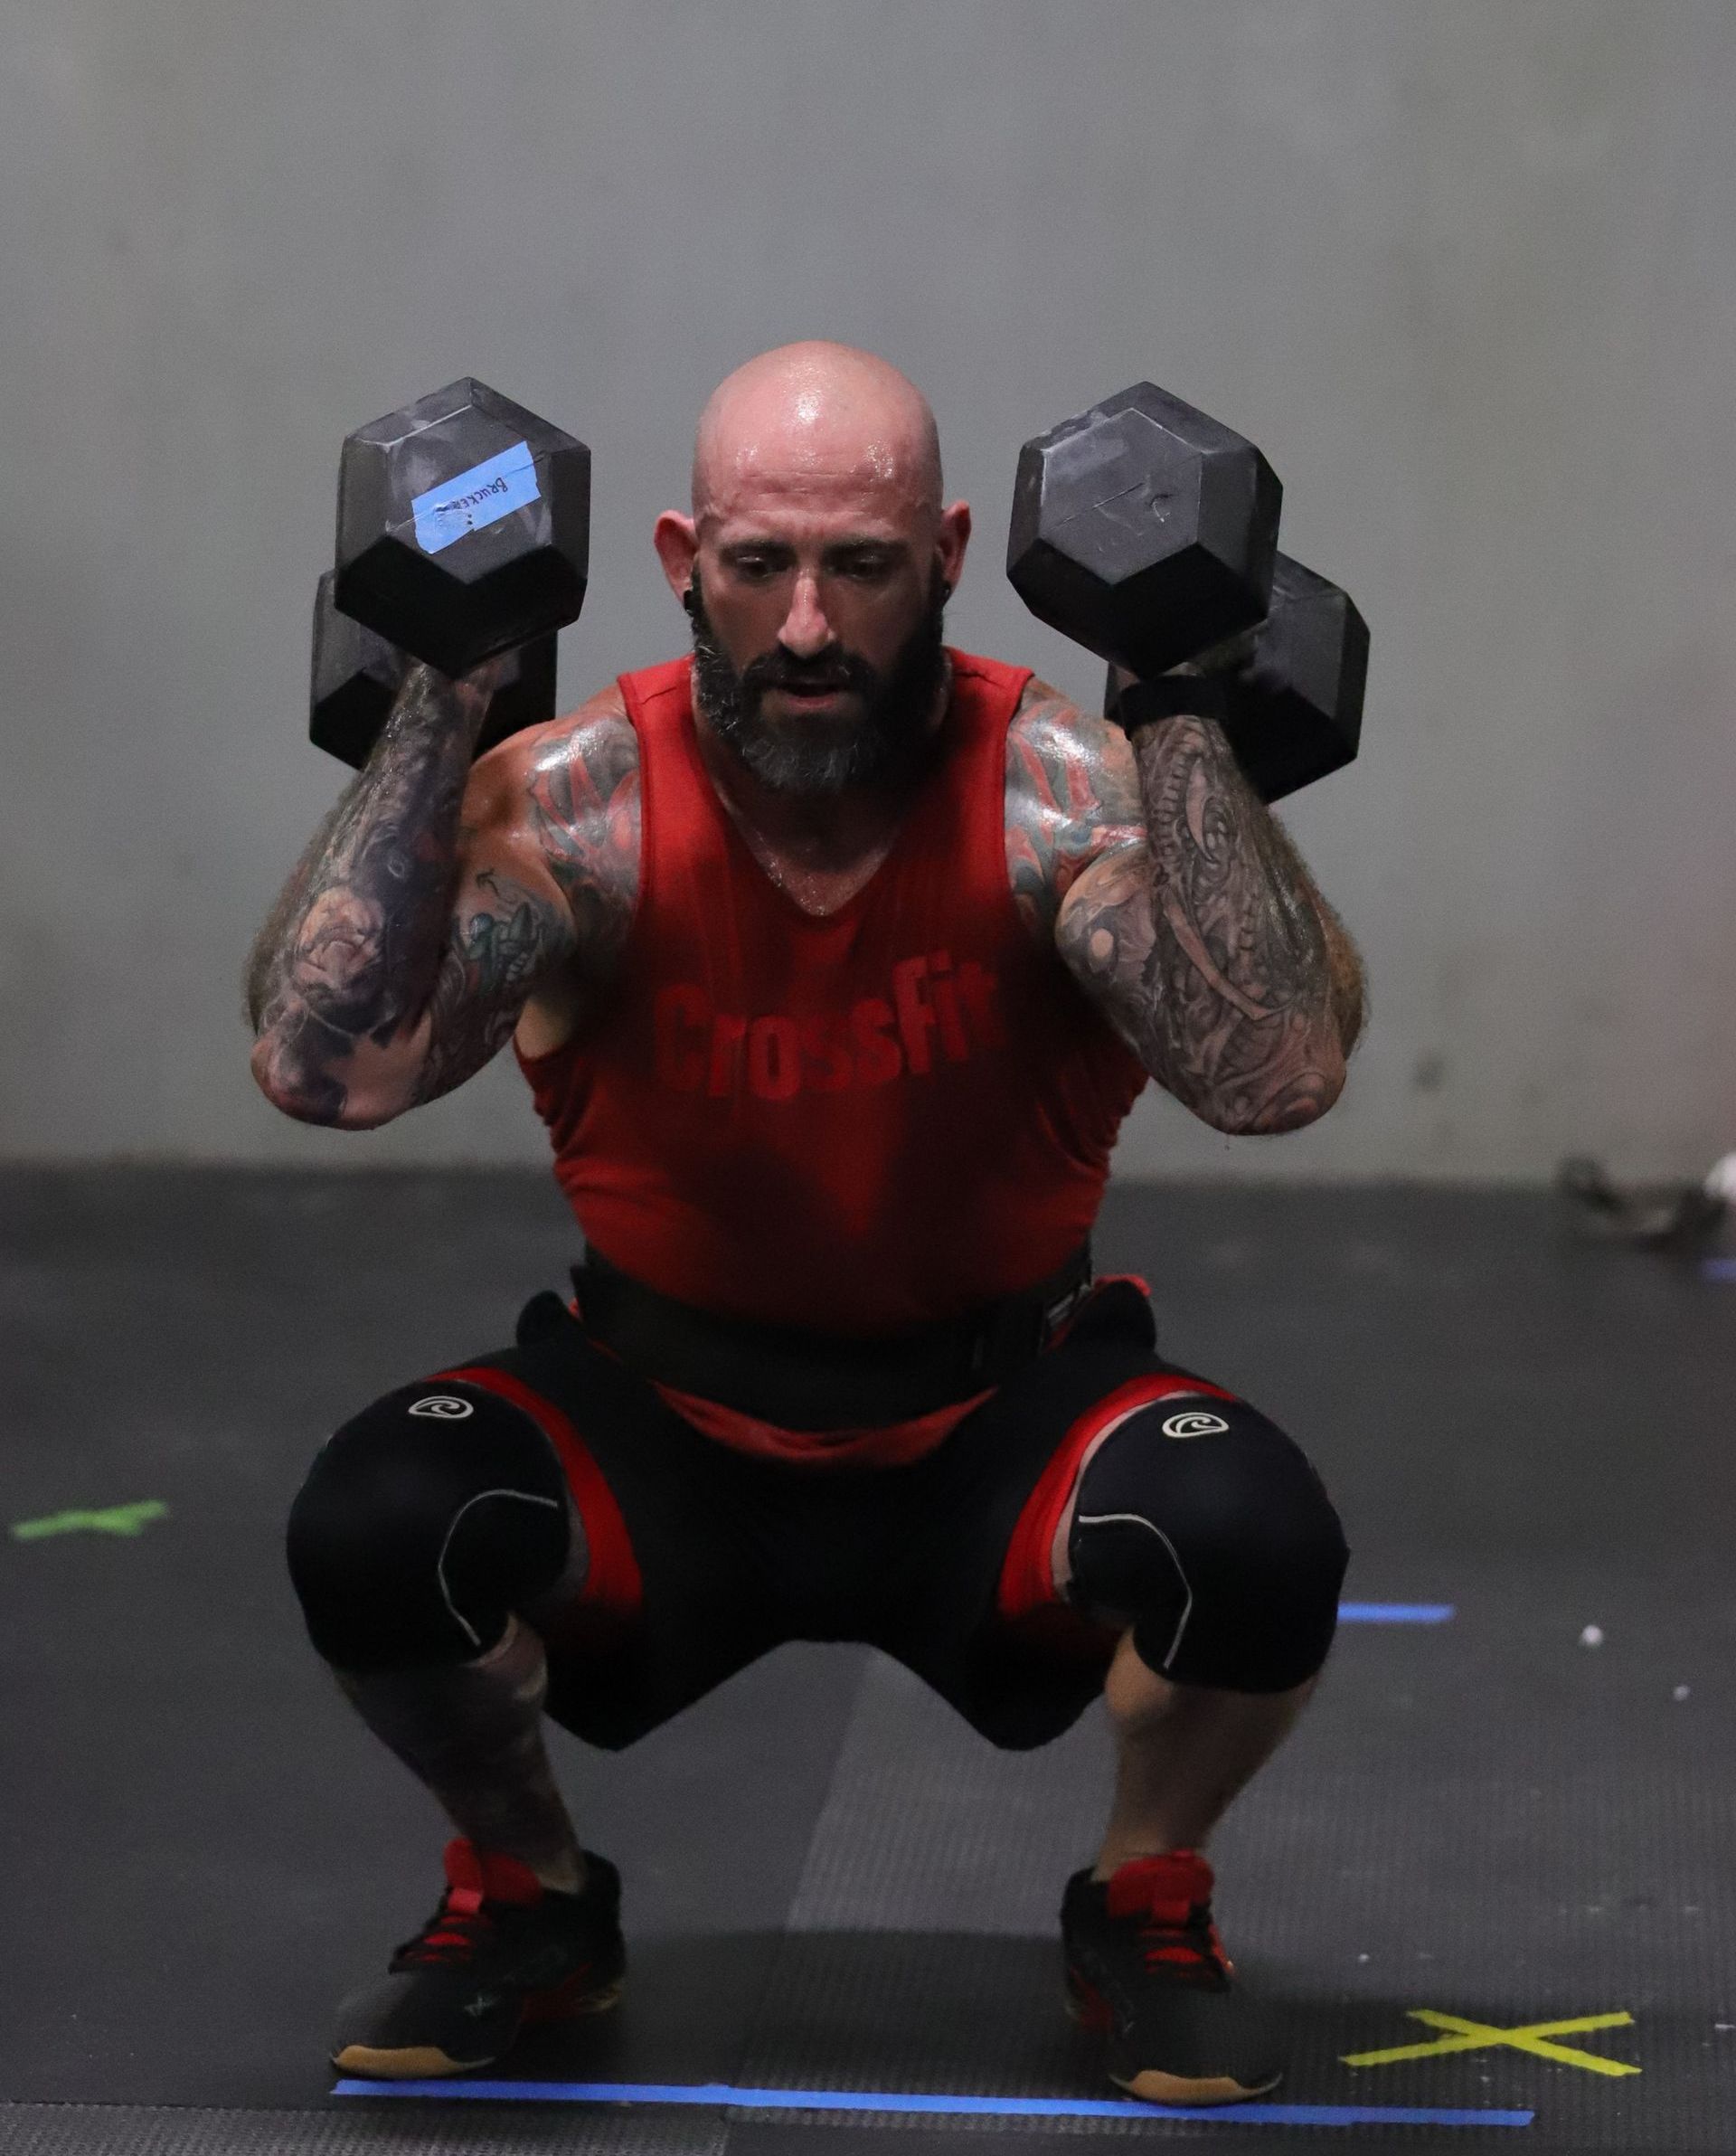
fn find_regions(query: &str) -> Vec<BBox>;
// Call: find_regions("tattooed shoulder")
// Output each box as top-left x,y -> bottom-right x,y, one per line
472,687 -> 644,981
1004,676 -> 1143,940
404,693 -> 644,1106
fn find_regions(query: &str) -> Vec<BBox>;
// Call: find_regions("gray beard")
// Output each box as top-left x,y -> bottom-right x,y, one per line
688,569 -> 950,797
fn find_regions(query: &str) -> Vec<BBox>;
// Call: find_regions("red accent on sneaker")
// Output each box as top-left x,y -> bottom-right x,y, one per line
396,1841 -> 552,1969
1103,1850 -> 1212,1911
463,1842 -> 545,1910
1104,1851 -> 1231,1981
440,1839 -> 489,1919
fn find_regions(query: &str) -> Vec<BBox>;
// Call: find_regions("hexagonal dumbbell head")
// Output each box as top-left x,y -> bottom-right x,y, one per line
1231,553 -> 1368,801
1102,552 -> 1368,801
1008,383 -> 1281,681
309,571 -> 558,771
334,378 -> 589,680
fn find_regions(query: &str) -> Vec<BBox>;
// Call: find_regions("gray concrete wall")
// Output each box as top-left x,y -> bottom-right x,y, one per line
4,1 -> 1732,1177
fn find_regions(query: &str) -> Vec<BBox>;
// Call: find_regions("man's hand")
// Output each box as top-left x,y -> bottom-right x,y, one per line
1006,677 -> 1363,1136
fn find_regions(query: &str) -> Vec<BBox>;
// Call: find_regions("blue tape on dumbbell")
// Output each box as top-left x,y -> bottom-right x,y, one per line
412,440 -> 539,554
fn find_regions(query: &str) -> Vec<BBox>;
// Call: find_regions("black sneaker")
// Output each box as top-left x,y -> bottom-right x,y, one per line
332,1839 -> 625,2078
1061,1849 -> 1280,2105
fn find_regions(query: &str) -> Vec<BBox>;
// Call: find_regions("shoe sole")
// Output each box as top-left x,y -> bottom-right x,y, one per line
333,2042 -> 483,2080
332,1974 -> 624,2080
1110,2064 -> 1282,2106
1065,1979 -> 1279,2108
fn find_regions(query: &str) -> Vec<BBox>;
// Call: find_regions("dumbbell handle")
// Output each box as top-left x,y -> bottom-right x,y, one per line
1104,673 -> 1233,730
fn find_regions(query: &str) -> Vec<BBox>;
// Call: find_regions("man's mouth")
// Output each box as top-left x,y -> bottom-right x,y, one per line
768,679 -> 853,704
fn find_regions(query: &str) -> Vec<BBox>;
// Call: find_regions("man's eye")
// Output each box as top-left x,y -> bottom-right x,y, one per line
839,555 -> 894,582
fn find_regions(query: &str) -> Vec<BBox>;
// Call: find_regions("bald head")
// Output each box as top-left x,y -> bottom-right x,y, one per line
692,341 -> 942,529
653,343 -> 971,797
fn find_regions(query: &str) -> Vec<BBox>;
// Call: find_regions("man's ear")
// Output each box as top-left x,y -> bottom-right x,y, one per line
654,513 -> 699,602
937,500 -> 972,592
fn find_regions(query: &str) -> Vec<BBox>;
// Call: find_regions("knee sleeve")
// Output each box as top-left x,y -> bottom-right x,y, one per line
286,1377 -> 572,1671
1066,1395 -> 1348,1692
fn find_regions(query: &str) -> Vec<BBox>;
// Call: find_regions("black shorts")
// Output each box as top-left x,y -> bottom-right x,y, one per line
433,1278 -> 1259,1753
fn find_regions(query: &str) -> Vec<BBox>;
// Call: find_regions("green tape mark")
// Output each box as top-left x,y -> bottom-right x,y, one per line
12,1500 -> 170,1542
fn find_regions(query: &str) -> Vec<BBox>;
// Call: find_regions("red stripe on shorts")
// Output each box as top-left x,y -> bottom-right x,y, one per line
438,1365 -> 644,1620
995,1372 -> 1238,1624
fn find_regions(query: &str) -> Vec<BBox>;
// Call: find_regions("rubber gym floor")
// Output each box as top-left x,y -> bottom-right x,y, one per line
4,1168 -> 1732,2154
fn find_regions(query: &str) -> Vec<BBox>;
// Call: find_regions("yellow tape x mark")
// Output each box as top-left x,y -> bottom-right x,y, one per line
1344,2009 -> 1640,2077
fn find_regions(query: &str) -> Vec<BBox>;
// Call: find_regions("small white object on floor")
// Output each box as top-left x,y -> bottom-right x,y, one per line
1674,1684 -> 1692,1702
1580,1623 -> 1604,1648
1703,1151 -> 1736,1202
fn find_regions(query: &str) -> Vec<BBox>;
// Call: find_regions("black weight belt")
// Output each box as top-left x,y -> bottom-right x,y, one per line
571,1243 -> 1095,1433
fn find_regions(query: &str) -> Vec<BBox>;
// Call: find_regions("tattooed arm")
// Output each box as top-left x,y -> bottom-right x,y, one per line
1005,676 -> 1363,1135
247,672 -> 640,1128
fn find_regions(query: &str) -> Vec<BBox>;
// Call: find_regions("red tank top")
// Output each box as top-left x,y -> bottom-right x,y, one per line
516,652 -> 1146,1443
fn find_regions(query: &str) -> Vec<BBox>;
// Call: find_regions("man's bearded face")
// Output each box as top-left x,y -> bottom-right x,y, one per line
688,567 -> 950,797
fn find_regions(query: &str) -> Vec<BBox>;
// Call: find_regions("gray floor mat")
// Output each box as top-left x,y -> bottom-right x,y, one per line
4,1170 -> 1734,2152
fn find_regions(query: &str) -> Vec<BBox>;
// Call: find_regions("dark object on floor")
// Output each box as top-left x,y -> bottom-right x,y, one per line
1556,1153 -> 1726,1249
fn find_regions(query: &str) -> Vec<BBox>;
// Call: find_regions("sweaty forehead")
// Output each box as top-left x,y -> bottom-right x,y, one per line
704,459 -> 913,544
693,345 -> 940,534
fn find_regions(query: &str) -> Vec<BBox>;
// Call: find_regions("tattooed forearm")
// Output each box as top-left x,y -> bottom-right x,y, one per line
1049,704 -> 1364,1135
245,784 -> 360,1032
249,679 -> 639,1127
248,666 -> 498,1124
1137,716 -> 1339,1129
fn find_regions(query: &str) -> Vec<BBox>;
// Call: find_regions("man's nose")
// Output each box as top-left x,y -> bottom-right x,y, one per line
777,572 -> 835,660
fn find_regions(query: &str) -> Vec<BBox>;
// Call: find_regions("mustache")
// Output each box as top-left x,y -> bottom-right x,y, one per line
739,648 -> 873,697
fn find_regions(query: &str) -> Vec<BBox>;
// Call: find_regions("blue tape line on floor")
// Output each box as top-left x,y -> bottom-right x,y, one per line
1701,1256 -> 1736,1281
333,2078 -> 1531,2125
1338,1602 -> 1455,1622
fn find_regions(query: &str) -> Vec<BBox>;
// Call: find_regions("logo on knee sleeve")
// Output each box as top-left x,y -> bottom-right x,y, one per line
408,1395 -> 475,1420
1161,1410 -> 1230,1439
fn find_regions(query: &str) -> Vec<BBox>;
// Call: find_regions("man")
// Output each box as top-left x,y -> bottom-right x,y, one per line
249,342 -> 1363,2106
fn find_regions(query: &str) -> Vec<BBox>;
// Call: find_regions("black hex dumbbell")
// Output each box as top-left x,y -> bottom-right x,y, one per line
1007,382 -> 1282,677
1007,383 -> 1366,800
310,377 -> 590,767
1103,554 -> 1368,803
309,572 -> 560,771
